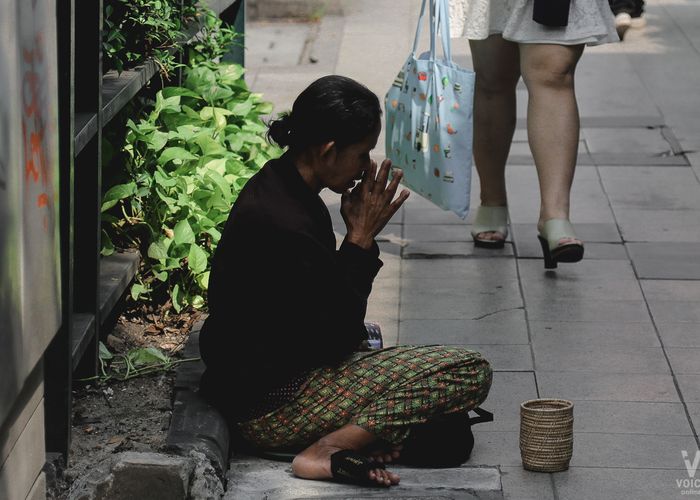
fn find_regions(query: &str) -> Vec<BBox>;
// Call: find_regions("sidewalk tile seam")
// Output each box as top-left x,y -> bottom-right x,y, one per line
571,431 -> 696,437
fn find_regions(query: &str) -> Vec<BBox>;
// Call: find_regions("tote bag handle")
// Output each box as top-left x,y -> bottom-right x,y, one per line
411,0 -> 454,63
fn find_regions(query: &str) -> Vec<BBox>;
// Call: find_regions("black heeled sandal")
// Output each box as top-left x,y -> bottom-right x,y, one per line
538,219 -> 584,269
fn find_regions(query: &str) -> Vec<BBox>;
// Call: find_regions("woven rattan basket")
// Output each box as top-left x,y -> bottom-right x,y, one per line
519,398 -> 574,472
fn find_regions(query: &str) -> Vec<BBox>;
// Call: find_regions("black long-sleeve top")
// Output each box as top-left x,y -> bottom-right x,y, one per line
199,152 -> 383,422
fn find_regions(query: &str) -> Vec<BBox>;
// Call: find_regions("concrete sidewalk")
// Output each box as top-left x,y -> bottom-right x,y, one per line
234,1 -> 700,498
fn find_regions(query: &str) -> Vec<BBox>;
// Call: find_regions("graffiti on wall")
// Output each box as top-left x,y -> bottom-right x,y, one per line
22,32 -> 55,230
0,0 -> 61,428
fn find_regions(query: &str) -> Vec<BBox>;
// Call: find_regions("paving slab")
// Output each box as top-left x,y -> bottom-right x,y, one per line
613,208 -> 700,243
505,168 -> 613,224
676,375 -> 700,403
400,287 -> 524,321
367,280 -> 400,318
513,153 -> 656,168
226,458 -> 504,499
529,320 -> 660,347
654,322 -> 700,348
552,467 -> 691,500
477,372 -> 538,433
499,467 -> 555,500
666,348 -> 700,375
641,280 -> 700,302
402,242 -> 516,259
467,345 -> 533,372
570,433 -> 699,469
573,47 -> 660,119
404,225 -> 475,243
685,404 -> 700,434
622,4 -> 700,124
572,401 -> 693,436
688,151 -> 700,180
536,371 -> 680,402
401,259 -> 519,280
628,242 -> 700,279
647,300 -> 700,323
599,166 -> 700,211
403,208 -> 472,225
399,311 -> 529,345
245,22 -> 313,68
249,69 -> 331,116
400,276 -> 522,320
469,432 -> 522,468
377,319 -> 399,347
520,274 -> 644,301
591,152 -> 689,166
518,254 -> 635,279
524,299 -> 650,323
583,128 -> 676,155
532,343 -> 669,374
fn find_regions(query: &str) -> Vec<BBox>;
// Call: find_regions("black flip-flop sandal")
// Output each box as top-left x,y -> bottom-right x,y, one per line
330,449 -> 389,487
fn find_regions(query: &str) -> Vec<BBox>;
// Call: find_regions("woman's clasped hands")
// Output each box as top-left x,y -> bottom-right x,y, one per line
341,159 -> 410,250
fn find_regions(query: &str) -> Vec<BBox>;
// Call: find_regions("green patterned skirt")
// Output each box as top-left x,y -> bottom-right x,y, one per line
237,345 -> 492,450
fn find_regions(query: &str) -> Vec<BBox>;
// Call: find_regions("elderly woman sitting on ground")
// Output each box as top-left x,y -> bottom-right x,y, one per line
199,75 -> 492,487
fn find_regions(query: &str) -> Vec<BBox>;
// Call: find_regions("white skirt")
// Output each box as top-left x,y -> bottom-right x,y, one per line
448,0 -> 619,45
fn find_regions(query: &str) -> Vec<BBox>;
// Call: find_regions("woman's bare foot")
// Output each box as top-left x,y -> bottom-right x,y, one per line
291,424 -> 400,487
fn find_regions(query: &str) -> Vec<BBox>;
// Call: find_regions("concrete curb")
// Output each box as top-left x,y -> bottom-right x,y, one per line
227,458 -> 504,499
67,451 -> 223,500
166,325 -> 230,478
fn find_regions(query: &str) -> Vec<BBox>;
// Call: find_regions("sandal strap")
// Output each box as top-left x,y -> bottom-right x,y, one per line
330,450 -> 385,487
470,206 -> 509,239
540,219 -> 579,251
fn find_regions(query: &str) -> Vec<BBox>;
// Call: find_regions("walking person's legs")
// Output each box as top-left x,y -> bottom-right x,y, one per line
519,43 -> 585,266
610,0 -> 646,38
468,35 -> 520,246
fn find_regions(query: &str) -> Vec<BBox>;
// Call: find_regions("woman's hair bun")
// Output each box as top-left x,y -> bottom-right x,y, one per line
267,113 -> 293,148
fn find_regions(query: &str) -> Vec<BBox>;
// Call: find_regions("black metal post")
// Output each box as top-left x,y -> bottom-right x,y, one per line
44,0 -> 75,460
73,0 -> 102,378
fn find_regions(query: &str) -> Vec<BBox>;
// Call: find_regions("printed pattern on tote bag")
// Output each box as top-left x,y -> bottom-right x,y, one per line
385,0 -> 474,218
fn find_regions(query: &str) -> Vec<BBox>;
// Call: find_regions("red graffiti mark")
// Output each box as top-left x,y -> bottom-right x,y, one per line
21,35 -> 52,231
22,70 -> 40,117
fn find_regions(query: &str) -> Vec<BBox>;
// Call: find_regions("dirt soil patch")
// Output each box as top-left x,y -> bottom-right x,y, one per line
48,307 -> 204,499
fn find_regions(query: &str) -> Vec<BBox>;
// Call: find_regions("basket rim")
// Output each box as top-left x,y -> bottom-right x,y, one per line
520,398 -> 573,411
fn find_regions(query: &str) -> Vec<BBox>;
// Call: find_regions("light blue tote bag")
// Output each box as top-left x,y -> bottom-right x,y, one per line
385,0 -> 474,218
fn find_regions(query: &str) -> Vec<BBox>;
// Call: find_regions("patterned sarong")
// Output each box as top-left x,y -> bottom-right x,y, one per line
238,345 -> 492,450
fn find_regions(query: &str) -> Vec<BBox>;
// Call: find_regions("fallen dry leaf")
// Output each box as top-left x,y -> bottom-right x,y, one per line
106,435 -> 124,446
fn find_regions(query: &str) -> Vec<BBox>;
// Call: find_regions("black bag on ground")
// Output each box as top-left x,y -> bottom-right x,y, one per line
397,408 -> 494,468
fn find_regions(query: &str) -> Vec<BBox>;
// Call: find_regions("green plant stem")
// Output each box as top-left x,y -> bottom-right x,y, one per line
76,356 -> 201,383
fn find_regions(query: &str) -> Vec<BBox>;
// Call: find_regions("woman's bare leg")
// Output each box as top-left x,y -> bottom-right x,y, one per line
468,35 -> 521,241
291,424 -> 400,486
519,43 -> 584,242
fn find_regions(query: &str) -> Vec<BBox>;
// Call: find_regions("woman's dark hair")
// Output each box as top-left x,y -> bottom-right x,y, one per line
267,75 -> 382,151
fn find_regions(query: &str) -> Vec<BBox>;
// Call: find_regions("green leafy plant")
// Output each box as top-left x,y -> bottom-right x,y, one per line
102,0 -> 197,76
102,61 -> 280,312
185,7 -> 241,66
78,342 -> 200,383
103,0 -> 237,77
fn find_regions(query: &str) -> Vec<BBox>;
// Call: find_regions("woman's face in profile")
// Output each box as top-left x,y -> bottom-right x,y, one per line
322,128 -> 380,194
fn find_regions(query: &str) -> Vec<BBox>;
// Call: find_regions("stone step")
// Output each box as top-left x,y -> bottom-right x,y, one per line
227,457 -> 503,499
